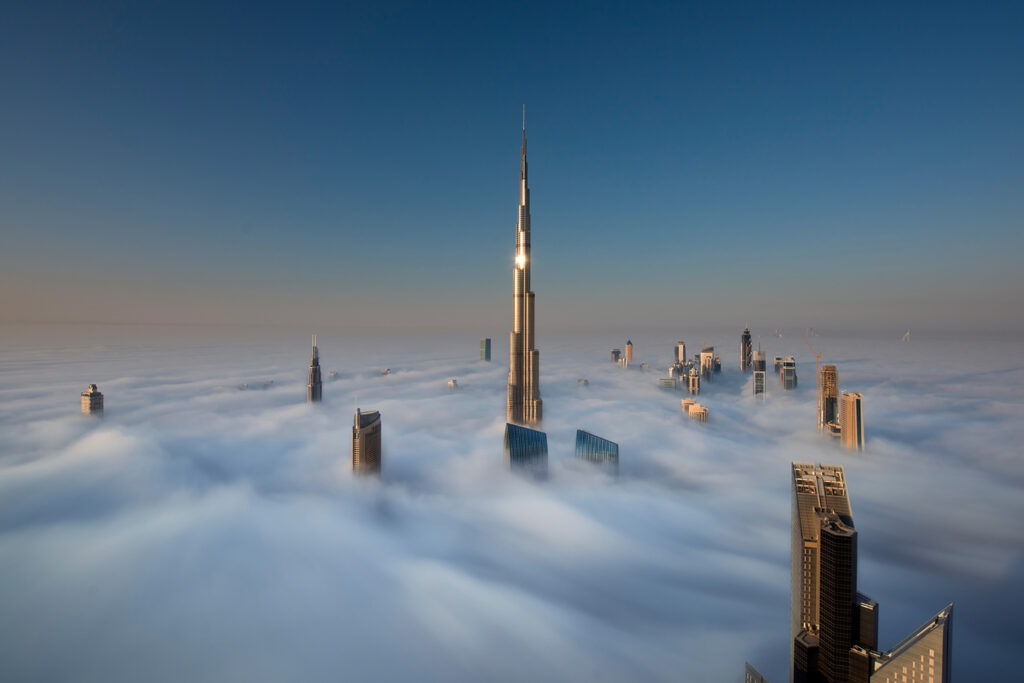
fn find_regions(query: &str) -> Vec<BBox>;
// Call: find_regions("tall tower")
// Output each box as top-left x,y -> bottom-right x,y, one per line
740,327 -> 753,371
307,335 -> 322,403
507,108 -> 542,425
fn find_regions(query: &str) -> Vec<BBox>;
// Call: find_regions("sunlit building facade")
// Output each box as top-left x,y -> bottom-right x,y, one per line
81,384 -> 103,415
841,392 -> 864,451
506,115 -> 542,425
819,364 -> 838,431
700,346 -> 715,380
781,356 -> 797,390
625,340 -> 634,364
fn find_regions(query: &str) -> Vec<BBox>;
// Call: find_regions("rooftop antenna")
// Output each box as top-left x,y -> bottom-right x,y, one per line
523,104 -> 525,132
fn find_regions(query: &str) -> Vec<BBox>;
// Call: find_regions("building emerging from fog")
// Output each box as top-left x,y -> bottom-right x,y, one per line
781,356 -> 797,390
700,346 -> 715,380
307,335 -> 322,403
754,370 -> 766,397
625,340 -> 634,365
611,348 -> 621,363
575,429 -> 618,471
676,341 -> 687,364
81,384 -> 103,415
687,367 -> 701,395
841,392 -> 865,451
352,408 -> 382,475
504,422 -> 548,473
785,463 -> 952,683
481,337 -> 491,361
819,364 -> 839,431
506,113 -> 542,425
741,327 -> 753,371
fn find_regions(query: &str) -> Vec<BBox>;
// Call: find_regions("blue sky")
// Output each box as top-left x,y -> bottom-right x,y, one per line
1,1 -> 1022,331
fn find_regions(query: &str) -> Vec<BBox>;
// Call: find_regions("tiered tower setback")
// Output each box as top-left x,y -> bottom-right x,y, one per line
507,110 -> 542,425
307,335 -> 322,403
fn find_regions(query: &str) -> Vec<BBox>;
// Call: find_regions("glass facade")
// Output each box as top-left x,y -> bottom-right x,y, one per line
504,423 -> 548,473
575,429 -> 619,471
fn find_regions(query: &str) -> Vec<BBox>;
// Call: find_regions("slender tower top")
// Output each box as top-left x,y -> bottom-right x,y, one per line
312,334 -> 318,360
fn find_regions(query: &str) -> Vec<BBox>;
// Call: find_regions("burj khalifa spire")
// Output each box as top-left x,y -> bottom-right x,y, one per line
507,107 -> 542,425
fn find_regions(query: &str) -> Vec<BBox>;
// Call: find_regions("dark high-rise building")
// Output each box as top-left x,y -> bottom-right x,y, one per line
81,384 -> 103,415
741,327 -> 753,371
818,516 -> 857,683
307,335 -> 322,403
506,110 -> 542,425
753,349 -> 767,372
481,337 -> 491,361
352,409 -> 382,475
786,463 -> 953,683
754,370 -> 766,397
819,365 -> 839,431
611,348 -> 622,363
791,463 -> 852,681
575,429 -> 618,471
676,341 -> 686,364
781,356 -> 798,390
504,422 -> 547,473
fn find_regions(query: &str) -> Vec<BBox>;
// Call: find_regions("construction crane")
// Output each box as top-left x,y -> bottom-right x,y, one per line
801,331 -> 823,430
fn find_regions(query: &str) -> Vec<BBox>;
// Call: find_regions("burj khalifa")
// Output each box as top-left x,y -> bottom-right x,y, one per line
507,109 -> 542,425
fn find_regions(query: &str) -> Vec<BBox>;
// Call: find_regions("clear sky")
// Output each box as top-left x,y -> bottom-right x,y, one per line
2,1 -> 1022,333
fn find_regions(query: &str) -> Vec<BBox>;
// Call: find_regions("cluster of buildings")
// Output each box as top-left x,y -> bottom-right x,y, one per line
746,464 -> 952,682
817,364 -> 864,451
680,398 -> 707,421
503,423 -> 619,475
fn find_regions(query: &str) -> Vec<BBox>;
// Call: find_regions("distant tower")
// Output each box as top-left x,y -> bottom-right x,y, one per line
624,340 -> 634,364
740,328 -> 753,371
611,348 -> 622,363
307,335 -> 323,403
687,367 -> 701,395
781,356 -> 797,390
819,365 -> 839,431
675,341 -> 686,364
840,392 -> 864,450
752,349 -> 766,372
480,337 -> 491,362
81,384 -> 104,415
700,346 -> 714,380
818,515 -> 858,683
353,408 -> 382,474
752,349 -> 767,398
506,110 -> 543,425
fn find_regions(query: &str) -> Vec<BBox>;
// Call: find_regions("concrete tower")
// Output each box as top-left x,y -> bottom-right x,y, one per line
819,364 -> 839,431
841,392 -> 865,450
307,335 -> 322,403
507,108 -> 542,425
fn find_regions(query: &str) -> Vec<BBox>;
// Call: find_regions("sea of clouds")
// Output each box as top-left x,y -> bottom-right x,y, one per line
1,324 -> 1022,681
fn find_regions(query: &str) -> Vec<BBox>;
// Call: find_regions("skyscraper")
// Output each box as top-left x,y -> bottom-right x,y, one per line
676,341 -> 687,364
753,349 -> 766,372
506,111 -> 542,425
625,340 -> 634,364
788,463 -> 953,683
504,422 -> 548,473
481,337 -> 491,361
352,408 -> 382,475
753,370 -> 766,397
819,365 -> 839,431
687,367 -> 701,395
741,327 -> 753,371
575,429 -> 619,471
781,356 -> 798,390
307,335 -> 322,403
611,348 -> 622,363
700,346 -> 715,379
791,463 -> 852,681
80,384 -> 103,415
841,392 -> 864,451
